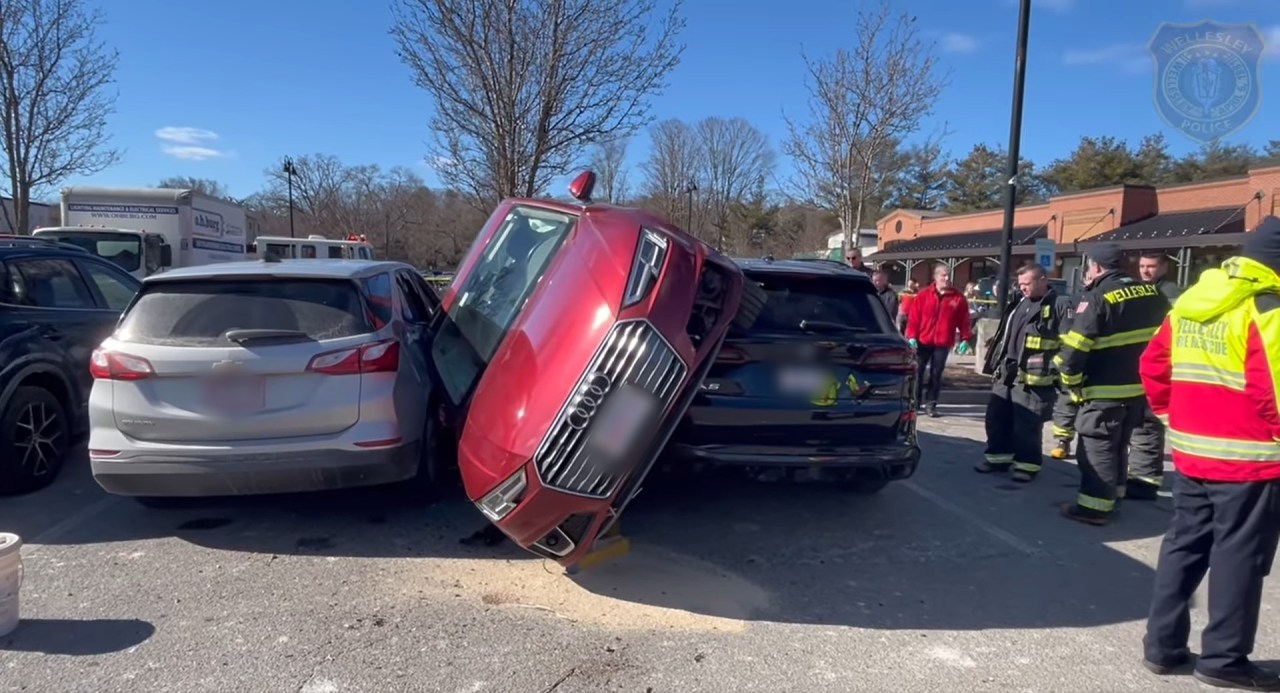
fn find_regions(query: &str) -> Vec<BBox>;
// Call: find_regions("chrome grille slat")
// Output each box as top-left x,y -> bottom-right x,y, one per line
534,320 -> 688,498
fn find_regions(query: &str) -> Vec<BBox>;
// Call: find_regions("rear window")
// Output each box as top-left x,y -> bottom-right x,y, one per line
116,278 -> 373,346
739,273 -> 892,335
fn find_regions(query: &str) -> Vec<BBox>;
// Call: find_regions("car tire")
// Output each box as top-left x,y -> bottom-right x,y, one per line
0,386 -> 69,496
397,411 -> 454,505
732,277 -> 768,330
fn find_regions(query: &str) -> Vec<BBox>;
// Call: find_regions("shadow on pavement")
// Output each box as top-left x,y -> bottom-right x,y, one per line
567,428 -> 1175,631
0,618 -> 156,655
8,426 -> 1180,632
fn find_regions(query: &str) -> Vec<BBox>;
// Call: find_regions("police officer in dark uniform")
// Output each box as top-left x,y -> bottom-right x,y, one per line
1125,251 -> 1182,500
975,264 -> 1072,482
1053,242 -> 1172,526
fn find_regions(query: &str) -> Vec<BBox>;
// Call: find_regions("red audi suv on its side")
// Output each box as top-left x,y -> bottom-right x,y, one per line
427,171 -> 762,566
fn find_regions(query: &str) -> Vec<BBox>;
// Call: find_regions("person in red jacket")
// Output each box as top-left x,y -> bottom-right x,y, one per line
906,263 -> 972,417
1139,216 -> 1280,690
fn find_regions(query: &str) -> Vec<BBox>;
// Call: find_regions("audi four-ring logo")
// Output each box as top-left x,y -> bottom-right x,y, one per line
566,372 -> 613,430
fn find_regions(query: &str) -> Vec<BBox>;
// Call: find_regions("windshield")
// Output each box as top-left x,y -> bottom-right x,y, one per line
36,231 -> 142,273
737,273 -> 893,335
430,204 -> 577,405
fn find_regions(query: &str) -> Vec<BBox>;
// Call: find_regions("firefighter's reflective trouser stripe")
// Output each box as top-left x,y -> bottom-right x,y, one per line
984,381 -> 1053,475
1051,393 -> 1079,441
1128,402 -> 1166,488
1074,398 -> 1146,514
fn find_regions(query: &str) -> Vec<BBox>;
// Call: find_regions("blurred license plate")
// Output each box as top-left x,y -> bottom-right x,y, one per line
204,376 -> 265,413
589,386 -> 659,462
777,366 -> 829,396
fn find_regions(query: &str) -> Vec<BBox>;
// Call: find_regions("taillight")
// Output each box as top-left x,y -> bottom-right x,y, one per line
715,345 -> 748,364
306,339 -> 400,375
858,347 -> 916,373
90,348 -> 155,380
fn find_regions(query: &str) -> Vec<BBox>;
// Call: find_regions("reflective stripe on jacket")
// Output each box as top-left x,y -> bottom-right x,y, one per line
1053,270 -> 1171,402
1139,256 -> 1280,483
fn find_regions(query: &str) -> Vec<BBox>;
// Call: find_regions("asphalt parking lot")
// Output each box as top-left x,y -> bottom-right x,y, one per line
3,406 -> 1276,693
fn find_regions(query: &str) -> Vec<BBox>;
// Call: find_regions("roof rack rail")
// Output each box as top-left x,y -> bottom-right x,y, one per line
0,236 -> 89,253
793,257 -> 855,269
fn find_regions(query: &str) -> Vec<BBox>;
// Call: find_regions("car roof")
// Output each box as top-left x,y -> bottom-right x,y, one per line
142,259 -> 414,283
733,257 -> 873,281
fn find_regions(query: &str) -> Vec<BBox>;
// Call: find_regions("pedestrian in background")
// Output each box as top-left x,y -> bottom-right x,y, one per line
1140,216 -> 1280,691
845,250 -> 868,273
1126,250 -> 1183,499
1052,242 -> 1170,526
898,279 -> 919,333
871,268 -> 899,329
905,263 -> 972,418
976,264 -> 1071,481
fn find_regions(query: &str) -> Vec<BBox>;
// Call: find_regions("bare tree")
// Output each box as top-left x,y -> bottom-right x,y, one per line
589,137 -> 630,203
157,176 -> 230,200
0,0 -> 120,233
640,119 -> 700,228
695,117 -> 775,250
783,0 -> 946,257
390,0 -> 685,207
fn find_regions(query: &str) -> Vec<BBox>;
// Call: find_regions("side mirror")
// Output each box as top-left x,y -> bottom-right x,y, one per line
160,245 -> 173,267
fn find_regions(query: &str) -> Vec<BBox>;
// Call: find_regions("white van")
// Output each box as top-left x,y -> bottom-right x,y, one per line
250,234 -> 374,261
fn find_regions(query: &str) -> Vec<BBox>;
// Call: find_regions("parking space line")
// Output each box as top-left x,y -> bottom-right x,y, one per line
901,479 -> 1043,557
23,495 -> 124,558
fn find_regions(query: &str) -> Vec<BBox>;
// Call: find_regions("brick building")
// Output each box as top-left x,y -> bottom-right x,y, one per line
869,164 -> 1280,292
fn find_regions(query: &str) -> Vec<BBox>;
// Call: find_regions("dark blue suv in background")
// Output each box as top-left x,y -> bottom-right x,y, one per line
0,236 -> 141,495
669,258 -> 921,494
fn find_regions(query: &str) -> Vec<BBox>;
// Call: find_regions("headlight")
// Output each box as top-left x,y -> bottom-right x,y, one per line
621,228 -> 669,308
476,468 -> 527,522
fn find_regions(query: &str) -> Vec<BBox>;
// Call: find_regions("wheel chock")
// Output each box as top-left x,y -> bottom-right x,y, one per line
565,532 -> 630,575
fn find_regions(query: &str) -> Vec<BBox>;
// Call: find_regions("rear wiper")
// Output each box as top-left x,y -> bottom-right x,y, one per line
798,319 -> 866,333
224,328 -> 311,344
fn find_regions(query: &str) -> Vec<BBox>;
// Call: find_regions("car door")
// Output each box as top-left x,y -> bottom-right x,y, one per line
392,268 -> 435,433
6,257 -> 124,415
393,268 -> 435,375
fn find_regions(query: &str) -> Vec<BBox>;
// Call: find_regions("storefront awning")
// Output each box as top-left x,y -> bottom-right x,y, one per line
870,226 -> 1045,262
1077,207 -> 1246,250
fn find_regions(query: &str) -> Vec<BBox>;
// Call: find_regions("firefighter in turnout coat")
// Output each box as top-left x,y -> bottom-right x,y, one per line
976,264 -> 1072,482
1053,242 -> 1171,526
1048,290 -> 1086,460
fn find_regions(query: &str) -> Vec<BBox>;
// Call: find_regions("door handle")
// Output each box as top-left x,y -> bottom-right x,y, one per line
42,328 -> 64,341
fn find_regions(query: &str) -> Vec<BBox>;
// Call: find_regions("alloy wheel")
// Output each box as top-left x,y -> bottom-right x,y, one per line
14,401 -> 61,477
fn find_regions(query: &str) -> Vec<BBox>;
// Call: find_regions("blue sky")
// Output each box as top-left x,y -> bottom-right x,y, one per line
59,0 -> 1280,202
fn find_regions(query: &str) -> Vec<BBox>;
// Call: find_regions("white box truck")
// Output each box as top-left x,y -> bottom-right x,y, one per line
32,187 -> 249,280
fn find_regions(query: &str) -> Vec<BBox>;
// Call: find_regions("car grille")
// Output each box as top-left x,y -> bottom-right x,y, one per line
534,320 -> 687,498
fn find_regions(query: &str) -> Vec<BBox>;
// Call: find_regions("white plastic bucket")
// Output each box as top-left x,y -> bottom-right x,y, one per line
0,533 -> 22,638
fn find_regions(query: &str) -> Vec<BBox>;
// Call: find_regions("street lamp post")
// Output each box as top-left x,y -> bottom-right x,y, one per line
282,157 -> 298,238
683,179 -> 697,235
996,0 -> 1032,312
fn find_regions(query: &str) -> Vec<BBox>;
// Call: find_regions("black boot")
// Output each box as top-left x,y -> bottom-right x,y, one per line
1125,480 -> 1160,501
927,403 -> 939,418
1193,662 -> 1280,691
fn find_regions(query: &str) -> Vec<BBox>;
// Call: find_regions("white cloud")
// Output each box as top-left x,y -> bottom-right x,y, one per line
940,33 -> 979,54
155,126 -> 227,160
1062,43 -> 1150,75
162,146 -> 225,161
